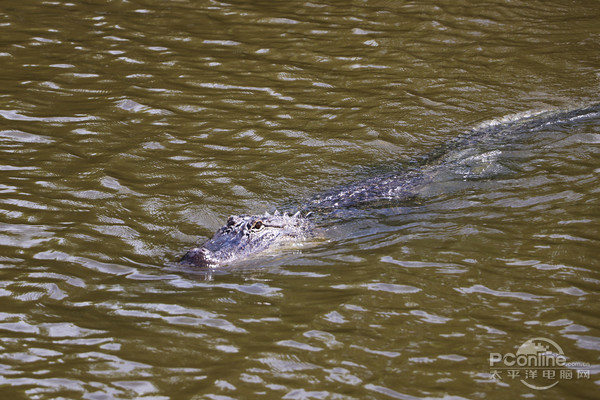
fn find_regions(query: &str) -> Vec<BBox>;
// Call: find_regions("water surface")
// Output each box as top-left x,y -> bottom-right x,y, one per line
1,0 -> 599,399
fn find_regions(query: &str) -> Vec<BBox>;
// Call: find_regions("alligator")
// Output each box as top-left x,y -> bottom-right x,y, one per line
180,103 -> 600,268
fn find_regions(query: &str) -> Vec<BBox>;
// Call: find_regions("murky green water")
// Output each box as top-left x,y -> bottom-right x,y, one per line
1,0 -> 599,399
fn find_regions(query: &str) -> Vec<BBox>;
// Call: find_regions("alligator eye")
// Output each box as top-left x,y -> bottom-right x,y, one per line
251,220 -> 264,231
227,216 -> 236,226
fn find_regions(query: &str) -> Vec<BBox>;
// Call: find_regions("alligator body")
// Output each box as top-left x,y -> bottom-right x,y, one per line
180,103 -> 600,268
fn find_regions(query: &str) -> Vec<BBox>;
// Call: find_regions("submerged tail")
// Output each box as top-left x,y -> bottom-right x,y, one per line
423,102 -> 600,166
307,102 -> 600,212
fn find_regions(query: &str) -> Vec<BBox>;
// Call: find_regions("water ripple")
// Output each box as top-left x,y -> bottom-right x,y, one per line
455,284 -> 551,301
0,130 -> 53,143
0,109 -> 95,122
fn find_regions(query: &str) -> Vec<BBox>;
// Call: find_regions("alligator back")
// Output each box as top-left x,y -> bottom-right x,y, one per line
305,102 -> 600,213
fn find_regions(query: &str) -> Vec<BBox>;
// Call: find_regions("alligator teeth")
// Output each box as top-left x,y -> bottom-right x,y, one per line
293,211 -> 301,218
273,210 -> 280,216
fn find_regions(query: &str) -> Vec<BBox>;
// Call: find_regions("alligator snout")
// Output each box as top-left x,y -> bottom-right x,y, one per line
180,247 -> 215,268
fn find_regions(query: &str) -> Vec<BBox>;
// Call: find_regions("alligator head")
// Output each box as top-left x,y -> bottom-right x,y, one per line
180,211 -> 311,268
